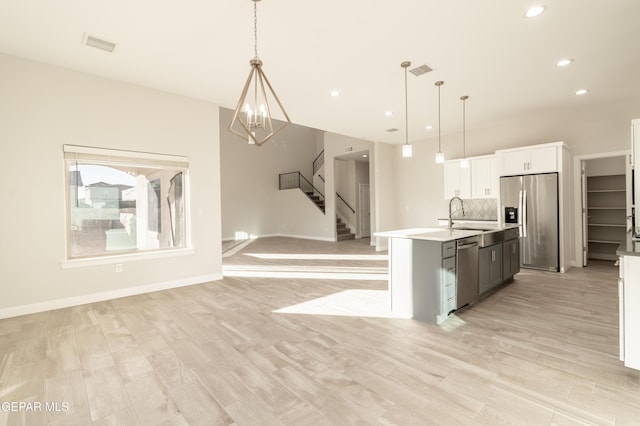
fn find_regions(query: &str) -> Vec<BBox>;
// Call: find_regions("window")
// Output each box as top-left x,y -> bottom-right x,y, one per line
64,145 -> 189,260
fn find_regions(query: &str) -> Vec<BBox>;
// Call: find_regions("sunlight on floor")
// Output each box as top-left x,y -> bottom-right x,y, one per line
244,253 -> 388,261
223,264 -> 388,281
273,289 -> 400,318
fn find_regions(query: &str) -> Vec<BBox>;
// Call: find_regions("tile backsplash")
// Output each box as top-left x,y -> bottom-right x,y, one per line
450,198 -> 498,221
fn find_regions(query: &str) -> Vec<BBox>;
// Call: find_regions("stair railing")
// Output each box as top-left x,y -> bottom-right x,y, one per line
279,171 -> 325,213
336,192 -> 356,214
313,150 -> 325,175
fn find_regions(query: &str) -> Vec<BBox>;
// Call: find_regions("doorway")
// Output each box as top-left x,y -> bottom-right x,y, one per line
578,153 -> 631,266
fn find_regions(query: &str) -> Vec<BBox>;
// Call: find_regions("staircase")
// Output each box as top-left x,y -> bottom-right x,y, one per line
336,217 -> 355,241
305,191 -> 325,213
279,171 -> 326,214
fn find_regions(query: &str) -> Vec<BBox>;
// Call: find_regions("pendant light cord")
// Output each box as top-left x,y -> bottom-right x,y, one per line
437,83 -> 442,151
404,65 -> 408,145
463,98 -> 465,157
461,95 -> 468,158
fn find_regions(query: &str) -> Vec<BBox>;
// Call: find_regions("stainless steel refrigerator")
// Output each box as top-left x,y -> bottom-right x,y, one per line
500,173 -> 559,272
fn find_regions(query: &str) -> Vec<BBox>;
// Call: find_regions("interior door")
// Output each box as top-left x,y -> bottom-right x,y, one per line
359,184 -> 370,237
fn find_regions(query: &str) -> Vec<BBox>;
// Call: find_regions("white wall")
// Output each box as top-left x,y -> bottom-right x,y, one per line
0,53 -> 222,317
219,107 -> 320,240
373,142 -> 398,250
277,189 -> 333,240
586,156 -> 626,177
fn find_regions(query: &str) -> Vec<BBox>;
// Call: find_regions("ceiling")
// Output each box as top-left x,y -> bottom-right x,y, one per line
1,0 -> 639,145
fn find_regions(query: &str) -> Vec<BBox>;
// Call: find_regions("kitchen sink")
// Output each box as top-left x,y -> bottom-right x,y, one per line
450,226 -> 504,247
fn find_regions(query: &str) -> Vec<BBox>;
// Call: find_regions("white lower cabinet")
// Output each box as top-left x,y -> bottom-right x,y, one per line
619,254 -> 640,370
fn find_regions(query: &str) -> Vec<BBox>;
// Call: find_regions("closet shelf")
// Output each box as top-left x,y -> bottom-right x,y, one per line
588,239 -> 624,245
588,223 -> 626,227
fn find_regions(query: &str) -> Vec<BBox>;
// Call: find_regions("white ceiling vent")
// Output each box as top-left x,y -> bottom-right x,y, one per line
82,33 -> 117,53
386,128 -> 399,132
410,64 -> 434,76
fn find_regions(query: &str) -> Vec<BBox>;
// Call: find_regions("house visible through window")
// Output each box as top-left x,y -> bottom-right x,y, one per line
64,145 -> 189,259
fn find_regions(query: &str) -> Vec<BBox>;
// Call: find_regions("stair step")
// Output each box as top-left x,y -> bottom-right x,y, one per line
337,233 -> 355,241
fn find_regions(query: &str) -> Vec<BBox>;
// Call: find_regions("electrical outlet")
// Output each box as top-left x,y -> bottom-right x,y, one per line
115,263 -> 123,273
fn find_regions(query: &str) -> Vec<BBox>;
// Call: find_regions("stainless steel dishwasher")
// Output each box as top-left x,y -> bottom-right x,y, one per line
456,236 -> 480,309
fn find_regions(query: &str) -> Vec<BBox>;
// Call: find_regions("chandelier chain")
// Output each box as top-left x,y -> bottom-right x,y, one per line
253,1 -> 259,59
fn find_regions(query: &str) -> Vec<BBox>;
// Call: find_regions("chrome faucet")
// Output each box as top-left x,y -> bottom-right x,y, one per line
448,196 -> 465,228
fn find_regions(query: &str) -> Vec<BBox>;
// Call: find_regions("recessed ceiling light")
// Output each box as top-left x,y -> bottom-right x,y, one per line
575,89 -> 589,95
524,5 -> 546,18
385,111 -> 393,116
362,154 -> 368,158
425,125 -> 433,130
330,90 -> 340,97
557,58 -> 574,67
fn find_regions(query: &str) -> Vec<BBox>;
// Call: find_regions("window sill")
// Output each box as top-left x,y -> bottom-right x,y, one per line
60,247 -> 194,269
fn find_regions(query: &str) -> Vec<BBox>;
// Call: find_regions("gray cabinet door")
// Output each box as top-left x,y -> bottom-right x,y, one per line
480,243 -> 503,294
479,247 -> 491,294
503,239 -> 520,279
490,244 -> 503,287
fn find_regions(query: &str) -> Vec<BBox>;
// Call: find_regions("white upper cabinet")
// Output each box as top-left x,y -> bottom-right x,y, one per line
471,156 -> 498,198
498,145 -> 558,176
443,160 -> 471,199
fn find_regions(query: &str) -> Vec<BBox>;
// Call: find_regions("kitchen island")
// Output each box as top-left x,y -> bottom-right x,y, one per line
376,224 -> 519,324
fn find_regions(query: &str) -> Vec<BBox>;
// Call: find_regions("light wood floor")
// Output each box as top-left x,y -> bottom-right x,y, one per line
1,237 -> 639,425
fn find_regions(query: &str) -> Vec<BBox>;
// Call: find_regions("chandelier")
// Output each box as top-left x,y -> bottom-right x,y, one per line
228,0 -> 290,146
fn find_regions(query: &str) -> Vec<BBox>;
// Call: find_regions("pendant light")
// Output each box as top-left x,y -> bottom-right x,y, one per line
228,0 -> 291,146
401,61 -> 412,158
460,95 -> 469,168
435,81 -> 445,163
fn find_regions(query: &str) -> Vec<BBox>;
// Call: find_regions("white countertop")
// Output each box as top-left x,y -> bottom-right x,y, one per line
375,224 -> 519,242
375,227 -> 483,242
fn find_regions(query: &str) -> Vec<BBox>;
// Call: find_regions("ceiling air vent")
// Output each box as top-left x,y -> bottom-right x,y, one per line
410,64 -> 434,77
386,128 -> 399,132
82,33 -> 117,53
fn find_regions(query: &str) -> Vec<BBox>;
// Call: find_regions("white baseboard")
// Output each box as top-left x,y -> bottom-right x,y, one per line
224,233 -> 336,242
277,233 -> 336,242
0,273 -> 223,320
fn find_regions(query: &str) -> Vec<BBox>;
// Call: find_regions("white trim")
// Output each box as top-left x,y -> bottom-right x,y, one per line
61,248 -> 194,268
63,144 -> 188,165
0,273 -> 222,320
277,233 -> 336,242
